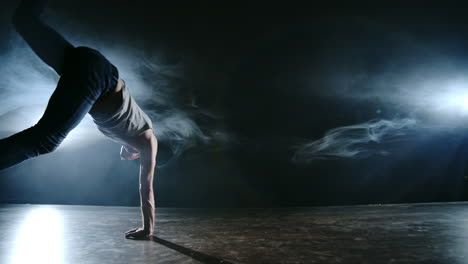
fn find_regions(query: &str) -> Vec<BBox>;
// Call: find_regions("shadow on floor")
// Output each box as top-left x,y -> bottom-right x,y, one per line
151,236 -> 234,264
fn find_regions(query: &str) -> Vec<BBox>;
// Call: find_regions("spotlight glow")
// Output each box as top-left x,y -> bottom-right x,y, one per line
444,92 -> 468,113
430,81 -> 468,119
390,77 -> 468,122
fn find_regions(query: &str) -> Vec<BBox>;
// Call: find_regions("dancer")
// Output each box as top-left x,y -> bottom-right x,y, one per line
3,0 -> 157,240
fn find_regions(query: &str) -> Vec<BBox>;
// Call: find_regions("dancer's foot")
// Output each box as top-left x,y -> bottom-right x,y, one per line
125,227 -> 152,240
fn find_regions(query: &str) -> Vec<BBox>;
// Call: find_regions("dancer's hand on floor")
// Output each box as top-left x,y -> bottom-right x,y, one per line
125,227 -> 152,240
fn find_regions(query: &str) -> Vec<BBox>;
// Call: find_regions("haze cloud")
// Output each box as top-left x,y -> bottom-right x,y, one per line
291,19 -> 468,162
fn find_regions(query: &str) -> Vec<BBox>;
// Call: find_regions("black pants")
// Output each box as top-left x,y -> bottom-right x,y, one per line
0,0 -> 118,170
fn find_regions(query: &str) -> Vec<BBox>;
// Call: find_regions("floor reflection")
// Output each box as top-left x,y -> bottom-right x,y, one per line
4,203 -> 468,263
11,207 -> 64,264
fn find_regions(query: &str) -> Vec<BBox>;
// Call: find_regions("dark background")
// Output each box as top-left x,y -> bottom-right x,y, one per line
1,1 -> 468,207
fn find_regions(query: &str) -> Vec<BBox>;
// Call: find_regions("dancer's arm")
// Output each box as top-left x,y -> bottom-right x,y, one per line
139,141 -> 156,235
12,0 -> 73,75
125,132 -> 157,239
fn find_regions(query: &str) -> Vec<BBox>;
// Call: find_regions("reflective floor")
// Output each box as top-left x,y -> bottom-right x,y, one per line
2,202 -> 468,263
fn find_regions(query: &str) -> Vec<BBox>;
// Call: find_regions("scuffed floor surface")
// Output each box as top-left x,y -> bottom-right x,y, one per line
2,203 -> 468,263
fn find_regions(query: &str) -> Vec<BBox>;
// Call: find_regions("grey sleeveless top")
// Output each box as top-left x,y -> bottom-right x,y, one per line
92,80 -> 153,143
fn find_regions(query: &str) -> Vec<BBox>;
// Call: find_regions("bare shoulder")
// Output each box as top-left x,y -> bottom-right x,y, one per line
136,129 -> 157,152
139,129 -> 156,143
120,129 -> 157,154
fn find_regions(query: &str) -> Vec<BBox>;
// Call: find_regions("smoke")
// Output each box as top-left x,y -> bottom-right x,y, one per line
292,118 -> 420,162
101,49 -> 232,164
285,18 -> 468,164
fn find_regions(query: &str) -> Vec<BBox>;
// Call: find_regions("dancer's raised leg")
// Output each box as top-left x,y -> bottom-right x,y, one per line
12,0 -> 74,75
1,0 -> 118,170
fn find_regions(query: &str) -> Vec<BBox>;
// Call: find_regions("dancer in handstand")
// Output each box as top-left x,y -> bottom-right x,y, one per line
2,0 -> 157,240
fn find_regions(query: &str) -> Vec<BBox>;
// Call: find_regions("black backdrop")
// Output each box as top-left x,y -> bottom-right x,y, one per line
1,1 -> 468,207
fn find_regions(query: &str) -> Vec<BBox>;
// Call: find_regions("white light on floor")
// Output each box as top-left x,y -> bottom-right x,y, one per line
11,207 -> 64,264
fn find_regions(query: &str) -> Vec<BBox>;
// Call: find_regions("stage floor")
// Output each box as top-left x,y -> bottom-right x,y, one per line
1,202 -> 468,263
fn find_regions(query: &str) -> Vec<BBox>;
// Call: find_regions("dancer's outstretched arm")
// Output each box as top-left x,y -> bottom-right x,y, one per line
125,132 -> 157,239
12,0 -> 73,75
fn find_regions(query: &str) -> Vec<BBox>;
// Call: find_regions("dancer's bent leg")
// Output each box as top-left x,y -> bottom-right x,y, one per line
2,0 -> 119,170
0,47 -> 118,171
